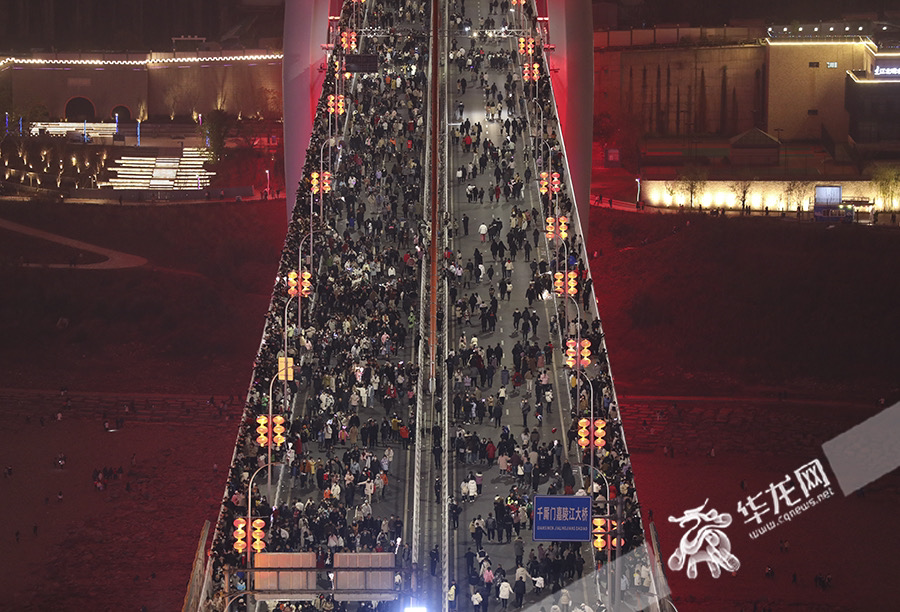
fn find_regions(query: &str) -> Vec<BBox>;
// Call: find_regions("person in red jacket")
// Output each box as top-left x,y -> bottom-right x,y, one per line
486,440 -> 497,466
399,423 -> 410,449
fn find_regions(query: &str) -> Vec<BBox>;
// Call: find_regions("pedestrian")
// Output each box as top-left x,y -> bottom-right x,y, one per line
471,590 -> 483,611
450,498 -> 462,528
474,521 -> 484,549
514,537 -> 525,565
465,547 -> 476,577
513,577 -> 526,608
499,579 -> 512,609
430,545 -> 439,576
558,588 -> 571,612
433,444 -> 443,469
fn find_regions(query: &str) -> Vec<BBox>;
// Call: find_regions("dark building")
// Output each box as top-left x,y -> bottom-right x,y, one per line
846,69 -> 900,152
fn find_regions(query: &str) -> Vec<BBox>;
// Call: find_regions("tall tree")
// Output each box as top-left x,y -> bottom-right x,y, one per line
673,164 -> 708,208
729,171 -> 754,213
872,165 -> 900,211
200,109 -> 231,163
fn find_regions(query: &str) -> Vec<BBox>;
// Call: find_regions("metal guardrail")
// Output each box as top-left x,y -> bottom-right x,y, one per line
523,1 -> 660,608
193,1 -> 374,610
439,2 -> 452,611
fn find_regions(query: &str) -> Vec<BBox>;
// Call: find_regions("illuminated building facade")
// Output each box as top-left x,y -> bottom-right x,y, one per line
846,48 -> 900,151
0,52 -> 283,122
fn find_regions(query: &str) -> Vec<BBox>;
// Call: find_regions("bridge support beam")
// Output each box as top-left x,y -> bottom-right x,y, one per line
283,0 -> 331,220
547,0 -> 594,227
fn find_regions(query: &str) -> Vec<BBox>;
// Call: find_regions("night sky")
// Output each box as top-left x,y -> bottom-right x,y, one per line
622,0 -> 890,28
0,0 -> 283,52
0,0 -> 892,53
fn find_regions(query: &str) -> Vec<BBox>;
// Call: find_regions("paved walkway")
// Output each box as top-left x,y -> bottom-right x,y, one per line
434,9 -> 637,610
0,217 -> 147,269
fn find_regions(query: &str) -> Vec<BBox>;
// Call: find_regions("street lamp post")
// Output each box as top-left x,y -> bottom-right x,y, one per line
266,169 -> 270,195
319,139 -> 331,219
540,140 -> 554,211
244,461 -> 283,575
553,234 -> 569,325
576,369 -> 594,476
297,230 -> 316,335
530,85 -> 544,153
224,591 -> 248,612
566,293 -> 582,409
577,368 -> 614,609
283,292 -> 297,414
298,229 -> 315,277
265,374 -> 287,486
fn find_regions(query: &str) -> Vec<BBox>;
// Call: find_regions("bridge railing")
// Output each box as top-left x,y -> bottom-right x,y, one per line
523,0 -> 660,607
194,1 -> 380,609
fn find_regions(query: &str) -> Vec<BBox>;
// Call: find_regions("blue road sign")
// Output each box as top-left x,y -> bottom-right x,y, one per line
532,495 -> 592,541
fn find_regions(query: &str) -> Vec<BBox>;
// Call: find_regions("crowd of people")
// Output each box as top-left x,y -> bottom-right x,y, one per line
438,0 -> 652,608
202,0 -> 652,610
202,3 -> 433,609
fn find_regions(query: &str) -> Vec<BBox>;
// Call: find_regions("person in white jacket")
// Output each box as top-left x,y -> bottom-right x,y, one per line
498,580 -> 512,609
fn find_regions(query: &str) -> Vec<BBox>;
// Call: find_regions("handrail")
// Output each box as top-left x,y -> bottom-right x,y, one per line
522,1 -> 658,607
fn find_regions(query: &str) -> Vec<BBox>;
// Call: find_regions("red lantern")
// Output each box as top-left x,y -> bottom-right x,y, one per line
300,270 -> 312,297
273,415 -> 286,446
233,518 -> 248,552
256,415 -> 269,447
